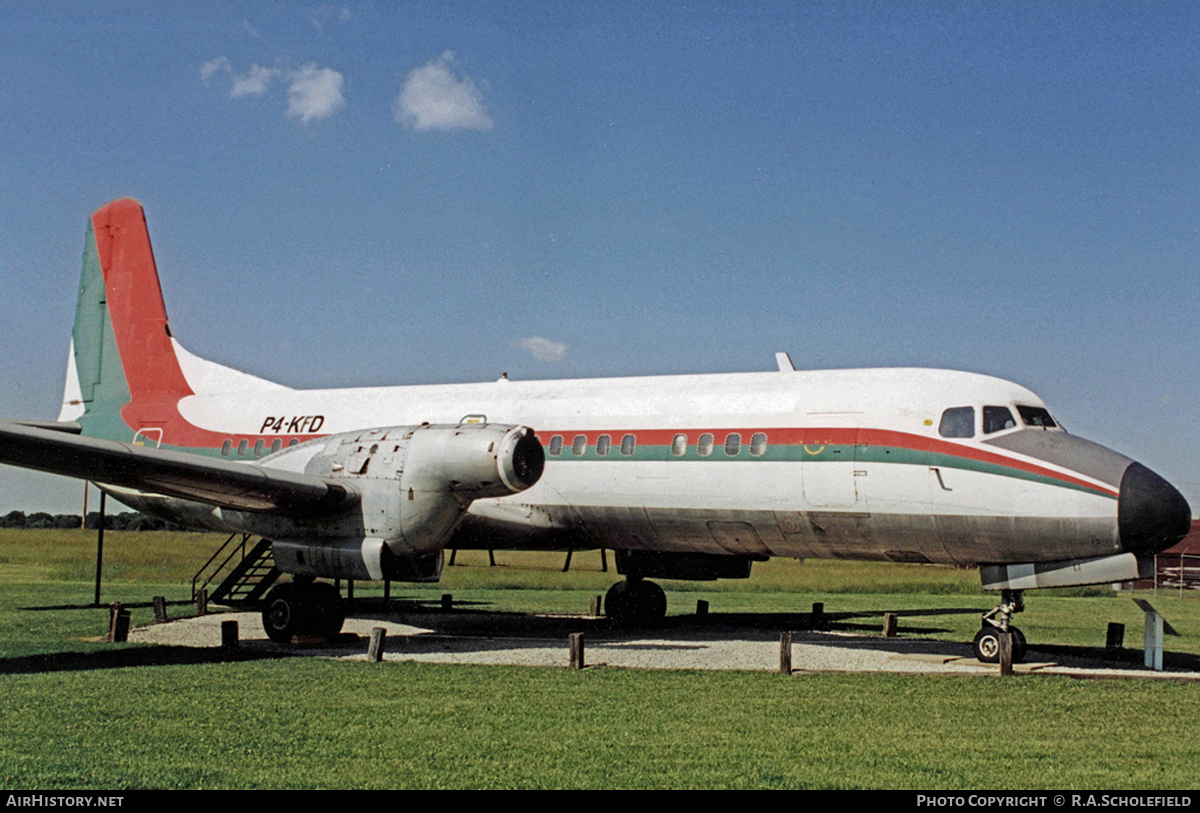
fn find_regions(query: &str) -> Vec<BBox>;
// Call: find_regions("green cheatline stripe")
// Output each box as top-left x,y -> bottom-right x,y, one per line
544,442 -> 1117,500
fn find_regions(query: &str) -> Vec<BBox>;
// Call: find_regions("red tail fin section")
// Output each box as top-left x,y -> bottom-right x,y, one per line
90,199 -> 194,406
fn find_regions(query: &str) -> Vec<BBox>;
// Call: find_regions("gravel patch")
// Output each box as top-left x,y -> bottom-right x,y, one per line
129,610 -> 1200,680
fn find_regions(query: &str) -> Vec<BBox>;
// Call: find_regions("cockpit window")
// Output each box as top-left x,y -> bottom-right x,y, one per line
983,406 -> 1016,434
938,407 -> 975,439
1017,405 -> 1057,429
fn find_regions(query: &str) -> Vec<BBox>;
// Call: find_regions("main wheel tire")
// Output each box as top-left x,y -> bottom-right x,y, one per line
605,580 -> 667,626
263,583 -> 302,644
305,582 -> 346,636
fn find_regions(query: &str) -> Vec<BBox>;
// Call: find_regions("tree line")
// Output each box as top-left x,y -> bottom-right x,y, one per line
0,510 -> 187,531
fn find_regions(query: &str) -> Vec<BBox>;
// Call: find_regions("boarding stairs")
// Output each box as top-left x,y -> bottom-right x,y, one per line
193,533 -> 281,606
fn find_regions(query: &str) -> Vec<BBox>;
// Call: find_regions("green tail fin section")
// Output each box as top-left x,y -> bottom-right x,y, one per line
59,213 -> 133,441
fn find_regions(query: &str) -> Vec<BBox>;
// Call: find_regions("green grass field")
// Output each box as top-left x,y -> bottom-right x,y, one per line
1,529 -> 1199,789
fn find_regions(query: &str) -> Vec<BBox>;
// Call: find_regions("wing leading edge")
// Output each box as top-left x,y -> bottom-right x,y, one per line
0,421 -> 357,515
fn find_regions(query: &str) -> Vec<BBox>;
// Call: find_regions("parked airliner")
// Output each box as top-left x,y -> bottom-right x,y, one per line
0,199 -> 1190,662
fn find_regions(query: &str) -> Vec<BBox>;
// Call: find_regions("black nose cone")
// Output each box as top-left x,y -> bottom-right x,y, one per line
1119,462 -> 1192,556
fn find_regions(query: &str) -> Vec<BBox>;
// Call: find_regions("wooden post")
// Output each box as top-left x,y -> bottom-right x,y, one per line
811,602 -> 824,630
1106,622 -> 1125,650
441,593 -> 453,611
589,595 -> 601,617
368,627 -> 387,662
780,632 -> 793,675
152,596 -> 167,623
998,631 -> 1013,676
220,620 -> 239,649
569,633 -> 585,669
109,604 -> 130,643
696,599 -> 709,618
107,602 -> 122,642
195,588 -> 208,616
600,548 -> 608,572
882,613 -> 898,637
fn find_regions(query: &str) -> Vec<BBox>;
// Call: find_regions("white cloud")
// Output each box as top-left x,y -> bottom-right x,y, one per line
286,63 -> 346,123
394,51 -> 493,132
203,57 -> 345,123
230,64 -> 280,98
200,56 -> 230,82
516,337 -> 569,363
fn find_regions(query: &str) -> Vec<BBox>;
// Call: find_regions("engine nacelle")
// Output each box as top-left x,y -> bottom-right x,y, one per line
225,422 -> 544,580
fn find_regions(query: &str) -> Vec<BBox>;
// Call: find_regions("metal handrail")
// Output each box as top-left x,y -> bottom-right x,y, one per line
191,532 -> 250,599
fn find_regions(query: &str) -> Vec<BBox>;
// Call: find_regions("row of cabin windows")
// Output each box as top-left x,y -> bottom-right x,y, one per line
221,438 -> 301,457
547,432 -> 770,458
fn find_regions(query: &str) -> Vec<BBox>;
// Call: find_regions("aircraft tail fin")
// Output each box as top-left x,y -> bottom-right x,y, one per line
58,199 -> 290,448
52,197 -> 202,445
59,199 -> 194,441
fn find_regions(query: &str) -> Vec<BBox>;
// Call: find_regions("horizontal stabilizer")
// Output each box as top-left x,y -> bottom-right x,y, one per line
0,420 -> 357,514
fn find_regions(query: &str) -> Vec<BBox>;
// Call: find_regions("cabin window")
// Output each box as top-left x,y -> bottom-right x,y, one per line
288,439 -> 299,447
725,433 -> 741,456
221,440 -> 232,457
751,432 -> 768,457
237,439 -> 248,456
983,406 -> 1016,434
597,434 -> 611,456
254,439 -> 265,456
621,434 -> 636,456
671,434 -> 687,457
549,435 -> 563,456
938,407 -> 975,439
1017,405 -> 1058,429
271,439 -> 283,453
698,433 -> 714,457
572,435 -> 587,456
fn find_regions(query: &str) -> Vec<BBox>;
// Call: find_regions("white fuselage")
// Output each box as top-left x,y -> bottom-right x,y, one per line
166,363 -> 1130,567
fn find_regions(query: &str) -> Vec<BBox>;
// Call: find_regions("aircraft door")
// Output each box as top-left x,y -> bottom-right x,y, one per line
800,416 -> 861,509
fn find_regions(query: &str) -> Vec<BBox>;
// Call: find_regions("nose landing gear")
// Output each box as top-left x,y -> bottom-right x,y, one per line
973,589 -> 1026,663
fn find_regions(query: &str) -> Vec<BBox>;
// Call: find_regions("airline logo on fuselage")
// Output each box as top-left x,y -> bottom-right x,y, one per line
260,415 -> 326,434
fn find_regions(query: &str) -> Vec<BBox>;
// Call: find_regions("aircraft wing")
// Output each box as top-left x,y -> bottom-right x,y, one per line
0,420 -> 357,514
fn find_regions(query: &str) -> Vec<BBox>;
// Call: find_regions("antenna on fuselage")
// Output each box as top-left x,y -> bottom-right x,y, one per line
775,352 -> 795,372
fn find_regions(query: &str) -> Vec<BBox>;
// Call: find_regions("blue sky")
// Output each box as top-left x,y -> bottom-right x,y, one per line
0,1 -> 1197,514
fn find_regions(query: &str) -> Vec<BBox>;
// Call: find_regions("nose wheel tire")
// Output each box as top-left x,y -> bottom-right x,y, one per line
973,625 -> 1026,664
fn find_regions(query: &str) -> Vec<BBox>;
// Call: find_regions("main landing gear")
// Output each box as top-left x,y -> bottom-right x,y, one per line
262,579 -> 346,643
973,589 -> 1027,664
604,577 -> 667,626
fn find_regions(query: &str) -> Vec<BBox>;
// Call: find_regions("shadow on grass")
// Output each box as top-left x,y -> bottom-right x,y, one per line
19,600 -> 198,611
0,644 -> 299,675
